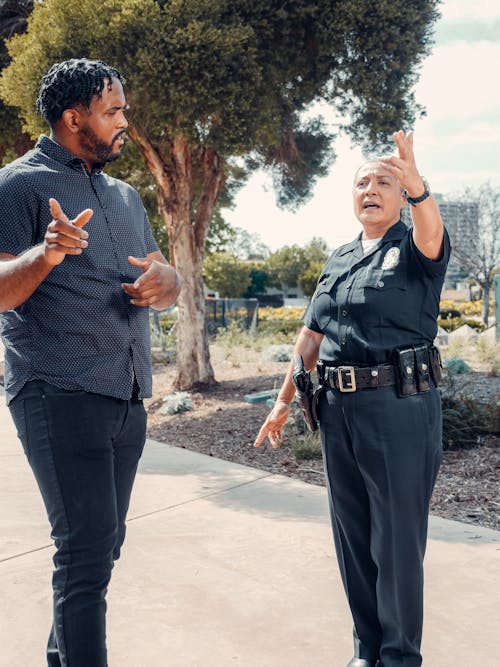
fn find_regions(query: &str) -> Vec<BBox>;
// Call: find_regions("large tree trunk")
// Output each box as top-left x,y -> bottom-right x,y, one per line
129,124 -> 224,389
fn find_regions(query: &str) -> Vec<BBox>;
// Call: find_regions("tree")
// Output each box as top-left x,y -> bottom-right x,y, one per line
266,244 -> 307,297
447,183 -> 500,326
203,252 -> 251,298
0,0 -> 34,163
244,263 -> 270,298
0,0 -> 439,388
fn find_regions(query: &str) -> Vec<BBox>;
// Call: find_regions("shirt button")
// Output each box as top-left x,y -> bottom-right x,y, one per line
377,280 -> 384,288
341,337 -> 347,345
342,309 -> 348,317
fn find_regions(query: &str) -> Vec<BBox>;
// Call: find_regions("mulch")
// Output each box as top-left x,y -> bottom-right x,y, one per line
145,346 -> 500,532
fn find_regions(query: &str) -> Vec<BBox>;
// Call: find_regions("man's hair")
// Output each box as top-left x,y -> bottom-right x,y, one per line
36,58 -> 125,125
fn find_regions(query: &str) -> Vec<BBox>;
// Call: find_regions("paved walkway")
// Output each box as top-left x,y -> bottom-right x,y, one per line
0,388 -> 499,667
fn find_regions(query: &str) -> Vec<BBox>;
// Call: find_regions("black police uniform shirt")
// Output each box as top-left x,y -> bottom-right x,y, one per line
0,135 -> 159,404
303,220 -> 451,365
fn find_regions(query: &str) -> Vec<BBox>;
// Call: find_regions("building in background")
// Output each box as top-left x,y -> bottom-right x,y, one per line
402,193 -> 479,292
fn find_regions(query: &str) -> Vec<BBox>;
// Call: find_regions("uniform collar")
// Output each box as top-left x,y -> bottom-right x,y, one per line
35,135 -> 104,174
337,220 -> 407,257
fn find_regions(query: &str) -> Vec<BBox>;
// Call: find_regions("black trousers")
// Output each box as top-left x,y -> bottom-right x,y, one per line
317,385 -> 442,667
9,380 -> 147,667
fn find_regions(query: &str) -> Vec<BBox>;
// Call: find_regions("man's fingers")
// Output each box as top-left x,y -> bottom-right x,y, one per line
128,255 -> 149,269
49,198 -> 68,223
73,208 -> 93,228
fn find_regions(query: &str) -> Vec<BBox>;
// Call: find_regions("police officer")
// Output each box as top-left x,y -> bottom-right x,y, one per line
254,130 -> 451,667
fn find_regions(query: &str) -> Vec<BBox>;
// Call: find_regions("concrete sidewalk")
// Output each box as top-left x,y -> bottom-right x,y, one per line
0,389 -> 499,667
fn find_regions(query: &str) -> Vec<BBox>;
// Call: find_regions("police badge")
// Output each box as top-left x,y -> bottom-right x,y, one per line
381,247 -> 400,270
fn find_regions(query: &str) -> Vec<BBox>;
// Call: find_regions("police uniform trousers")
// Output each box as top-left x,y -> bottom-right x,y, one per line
317,383 -> 442,667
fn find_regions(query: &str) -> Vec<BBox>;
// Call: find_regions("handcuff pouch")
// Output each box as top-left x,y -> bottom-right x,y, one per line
414,344 -> 431,393
393,347 -> 418,396
429,345 -> 443,386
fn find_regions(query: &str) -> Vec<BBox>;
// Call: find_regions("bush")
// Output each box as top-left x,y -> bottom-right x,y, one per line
437,317 -> 486,332
257,319 -> 302,338
282,402 -> 322,460
440,372 -> 500,449
159,391 -> 193,415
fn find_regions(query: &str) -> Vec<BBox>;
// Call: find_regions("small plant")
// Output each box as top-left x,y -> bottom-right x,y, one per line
159,391 -> 193,415
439,372 -> 499,449
261,344 -> 294,362
282,402 -> 322,460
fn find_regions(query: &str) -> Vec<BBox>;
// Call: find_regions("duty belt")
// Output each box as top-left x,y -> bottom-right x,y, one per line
318,363 -> 396,393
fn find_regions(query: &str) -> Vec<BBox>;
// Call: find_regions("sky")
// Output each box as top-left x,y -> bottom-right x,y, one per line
224,0 -> 500,252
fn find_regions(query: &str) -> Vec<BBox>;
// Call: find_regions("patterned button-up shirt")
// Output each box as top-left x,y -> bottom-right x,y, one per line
0,135 -> 159,404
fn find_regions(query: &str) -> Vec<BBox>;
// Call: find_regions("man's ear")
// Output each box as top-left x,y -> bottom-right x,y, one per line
400,188 -> 409,207
61,108 -> 83,134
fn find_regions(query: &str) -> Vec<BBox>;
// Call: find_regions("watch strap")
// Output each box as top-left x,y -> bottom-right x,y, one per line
406,179 -> 430,207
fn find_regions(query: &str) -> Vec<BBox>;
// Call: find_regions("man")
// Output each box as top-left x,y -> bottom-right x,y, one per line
0,59 -> 181,666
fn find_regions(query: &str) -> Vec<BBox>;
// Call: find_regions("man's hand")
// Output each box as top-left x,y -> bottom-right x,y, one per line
44,198 -> 93,266
122,255 -> 181,308
253,399 -> 291,449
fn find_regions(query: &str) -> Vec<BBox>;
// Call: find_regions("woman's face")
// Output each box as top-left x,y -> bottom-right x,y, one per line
353,162 -> 406,232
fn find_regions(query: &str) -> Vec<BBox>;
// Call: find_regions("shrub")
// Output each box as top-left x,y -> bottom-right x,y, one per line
439,372 -> 500,449
282,402 -> 322,460
159,391 -> 193,415
437,317 -> 486,332
261,344 -> 294,362
257,319 -> 302,338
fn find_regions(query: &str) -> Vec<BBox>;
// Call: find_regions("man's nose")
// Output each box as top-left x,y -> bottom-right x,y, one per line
118,111 -> 128,128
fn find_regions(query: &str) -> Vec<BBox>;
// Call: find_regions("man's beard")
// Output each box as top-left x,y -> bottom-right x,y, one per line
80,124 -> 124,164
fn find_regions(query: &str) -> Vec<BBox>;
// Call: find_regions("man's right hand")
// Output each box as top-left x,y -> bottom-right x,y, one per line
44,198 -> 93,266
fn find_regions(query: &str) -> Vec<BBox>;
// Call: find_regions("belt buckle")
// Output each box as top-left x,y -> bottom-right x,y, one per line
337,366 -> 356,392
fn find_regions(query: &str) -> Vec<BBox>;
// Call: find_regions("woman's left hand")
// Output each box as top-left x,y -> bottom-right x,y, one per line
380,130 -> 426,199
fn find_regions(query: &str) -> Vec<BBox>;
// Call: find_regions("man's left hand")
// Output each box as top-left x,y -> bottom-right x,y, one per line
122,255 -> 181,308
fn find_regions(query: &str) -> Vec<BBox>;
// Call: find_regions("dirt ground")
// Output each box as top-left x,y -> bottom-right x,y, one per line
146,345 -> 500,532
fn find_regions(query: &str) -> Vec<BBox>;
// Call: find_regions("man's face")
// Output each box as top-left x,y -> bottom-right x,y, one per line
352,162 -> 406,228
77,77 -> 128,165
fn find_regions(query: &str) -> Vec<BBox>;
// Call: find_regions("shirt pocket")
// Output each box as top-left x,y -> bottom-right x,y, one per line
312,275 -> 337,331
360,266 -> 409,327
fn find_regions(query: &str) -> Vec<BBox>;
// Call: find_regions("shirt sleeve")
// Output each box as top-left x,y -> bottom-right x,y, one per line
302,300 -> 322,333
410,226 -> 451,278
0,169 -> 39,255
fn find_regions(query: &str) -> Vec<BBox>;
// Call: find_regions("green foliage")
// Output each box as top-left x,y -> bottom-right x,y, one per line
437,317 -> 486,332
203,252 -> 251,297
283,403 -> 322,460
298,260 -> 326,297
159,391 -> 193,415
0,0 -> 34,163
440,372 -> 499,450
266,244 -> 306,292
0,0 -> 439,201
244,264 -> 270,298
257,319 -> 302,339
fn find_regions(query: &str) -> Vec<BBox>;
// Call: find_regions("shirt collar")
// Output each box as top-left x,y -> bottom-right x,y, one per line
35,135 -> 104,174
338,220 -> 407,257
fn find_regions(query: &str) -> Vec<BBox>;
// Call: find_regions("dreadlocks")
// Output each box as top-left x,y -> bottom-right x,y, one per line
36,58 -> 125,126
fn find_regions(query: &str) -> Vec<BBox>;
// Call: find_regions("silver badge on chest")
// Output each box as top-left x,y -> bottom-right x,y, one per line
381,247 -> 400,270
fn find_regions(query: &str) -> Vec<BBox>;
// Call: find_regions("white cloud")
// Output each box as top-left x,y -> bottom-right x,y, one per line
416,42 -> 500,119
440,0 -> 500,20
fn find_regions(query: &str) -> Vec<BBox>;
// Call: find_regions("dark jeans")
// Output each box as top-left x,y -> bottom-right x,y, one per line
9,380 -> 147,667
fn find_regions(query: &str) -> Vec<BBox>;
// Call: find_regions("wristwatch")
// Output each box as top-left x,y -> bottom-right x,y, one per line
406,179 -> 430,207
